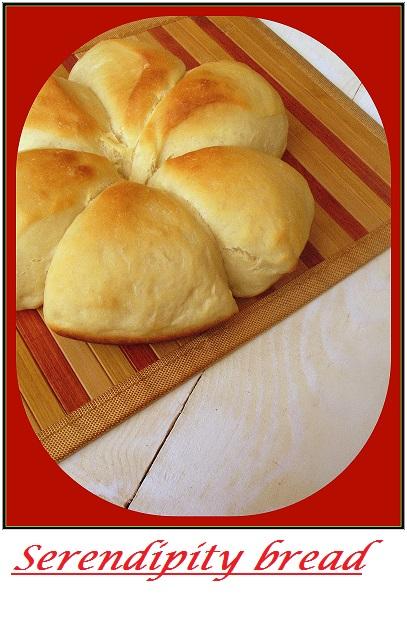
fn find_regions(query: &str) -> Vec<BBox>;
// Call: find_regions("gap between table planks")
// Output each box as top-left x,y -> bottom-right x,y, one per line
60,376 -> 200,507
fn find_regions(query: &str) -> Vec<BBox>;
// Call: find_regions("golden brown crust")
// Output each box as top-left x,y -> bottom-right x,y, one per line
17,149 -> 121,310
18,76 -> 123,164
149,146 -> 315,297
161,70 -> 246,133
132,60 -> 288,182
46,312 -> 233,345
17,149 -> 121,234
43,181 -> 237,342
24,76 -> 104,138
69,38 -> 185,150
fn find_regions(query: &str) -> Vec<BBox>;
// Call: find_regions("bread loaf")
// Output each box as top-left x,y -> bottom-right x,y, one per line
69,38 -> 185,174
18,76 -> 124,167
149,147 -> 315,297
17,34 -> 314,343
16,149 -> 121,310
43,181 -> 238,342
131,60 -> 288,182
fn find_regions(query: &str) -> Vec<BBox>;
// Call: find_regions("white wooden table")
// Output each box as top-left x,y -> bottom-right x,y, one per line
60,21 -> 390,516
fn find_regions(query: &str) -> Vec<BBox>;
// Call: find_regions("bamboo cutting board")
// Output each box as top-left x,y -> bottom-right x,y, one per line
16,16 -> 391,461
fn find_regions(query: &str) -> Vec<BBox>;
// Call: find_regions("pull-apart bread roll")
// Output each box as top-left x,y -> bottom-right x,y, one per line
18,76 -> 124,166
17,149 -> 121,310
69,38 -> 186,174
43,182 -> 237,342
131,60 -> 288,182
150,147 -> 315,297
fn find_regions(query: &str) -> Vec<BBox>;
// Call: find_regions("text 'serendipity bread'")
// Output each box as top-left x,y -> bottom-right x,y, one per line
131,60 -> 288,182
69,38 -> 186,173
149,147 -> 315,297
43,182 -> 238,342
18,76 -> 124,166
17,149 -> 121,310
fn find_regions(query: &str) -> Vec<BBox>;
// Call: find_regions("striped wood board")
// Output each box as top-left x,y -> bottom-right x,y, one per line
16,16 -> 391,460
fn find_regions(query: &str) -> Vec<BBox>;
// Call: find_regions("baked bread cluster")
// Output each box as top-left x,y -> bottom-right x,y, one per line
17,36 -> 314,343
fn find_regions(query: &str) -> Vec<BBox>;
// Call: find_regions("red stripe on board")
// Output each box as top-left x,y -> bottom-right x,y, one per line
16,310 -> 89,412
62,54 -> 78,72
150,27 -> 198,70
300,242 -> 324,268
191,16 -> 390,206
121,344 -> 159,371
283,151 -> 368,240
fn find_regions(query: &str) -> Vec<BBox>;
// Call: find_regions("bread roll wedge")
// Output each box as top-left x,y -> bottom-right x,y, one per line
19,76 -> 124,167
149,147 -> 315,297
17,149 -> 121,310
43,181 -> 237,342
131,60 -> 288,182
69,38 -> 185,174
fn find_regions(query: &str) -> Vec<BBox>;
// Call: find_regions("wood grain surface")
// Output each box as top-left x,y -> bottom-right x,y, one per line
131,251 -> 389,514
60,252 -> 390,513
16,17 -> 391,512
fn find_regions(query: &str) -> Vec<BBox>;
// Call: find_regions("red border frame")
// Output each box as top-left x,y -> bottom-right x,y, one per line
5,3 -> 402,527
